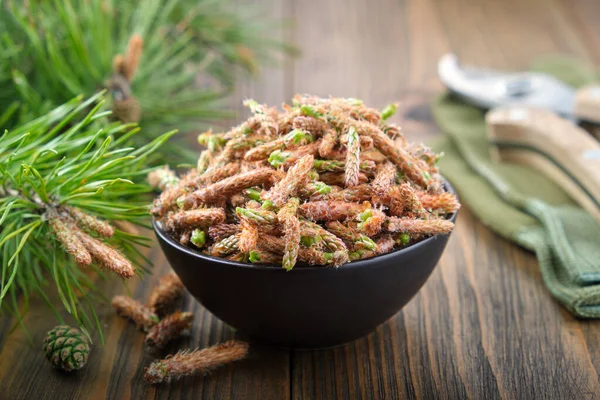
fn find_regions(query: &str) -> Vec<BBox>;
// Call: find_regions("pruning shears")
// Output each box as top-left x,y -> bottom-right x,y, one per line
437,54 -> 600,222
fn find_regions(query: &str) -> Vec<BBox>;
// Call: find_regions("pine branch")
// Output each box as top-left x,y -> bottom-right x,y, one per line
0,92 -> 175,337
0,0 -> 293,162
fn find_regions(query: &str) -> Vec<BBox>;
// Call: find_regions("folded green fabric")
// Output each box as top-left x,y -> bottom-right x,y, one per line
431,58 -> 600,317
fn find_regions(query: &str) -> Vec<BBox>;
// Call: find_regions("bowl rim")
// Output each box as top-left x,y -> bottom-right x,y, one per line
153,178 -> 458,273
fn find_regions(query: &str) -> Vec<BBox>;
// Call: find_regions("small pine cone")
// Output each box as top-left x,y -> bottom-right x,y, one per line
318,129 -> 338,157
43,325 -> 90,372
165,208 -> 226,232
147,273 -> 185,316
67,207 -> 114,237
112,295 -> 159,332
299,200 -> 370,221
111,96 -> 142,123
182,169 -> 273,209
262,155 -> 314,207
208,224 -> 241,241
144,340 -> 249,384
344,127 -> 361,188
386,217 -> 454,235
418,192 -> 461,214
145,312 -> 194,350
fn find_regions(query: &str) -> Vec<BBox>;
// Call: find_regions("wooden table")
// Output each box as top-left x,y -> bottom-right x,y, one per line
2,0 -> 600,398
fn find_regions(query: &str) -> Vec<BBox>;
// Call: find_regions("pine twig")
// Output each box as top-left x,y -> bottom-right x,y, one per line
145,312 -> 193,350
277,198 -> 301,271
386,217 -> 454,235
112,296 -> 159,332
145,340 -> 249,384
147,273 -> 185,316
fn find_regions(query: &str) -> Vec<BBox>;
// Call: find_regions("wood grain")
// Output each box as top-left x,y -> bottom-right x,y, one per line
2,0 -> 600,399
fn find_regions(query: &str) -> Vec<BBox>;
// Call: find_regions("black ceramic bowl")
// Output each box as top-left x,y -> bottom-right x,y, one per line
154,181 -> 458,348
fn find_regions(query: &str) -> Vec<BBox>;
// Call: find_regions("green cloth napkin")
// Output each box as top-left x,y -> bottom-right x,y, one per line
430,57 -> 600,318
